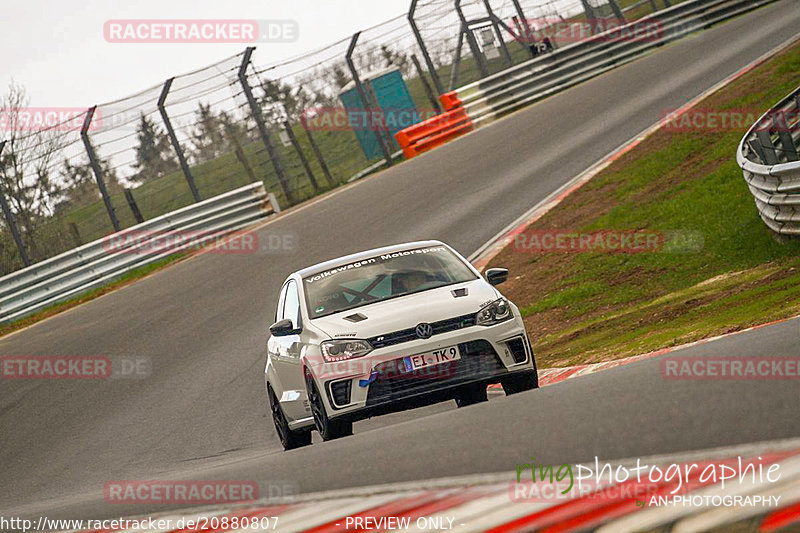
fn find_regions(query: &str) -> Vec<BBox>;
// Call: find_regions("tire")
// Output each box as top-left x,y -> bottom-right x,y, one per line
305,373 -> 353,441
501,370 -> 539,395
454,382 -> 488,407
268,387 -> 312,451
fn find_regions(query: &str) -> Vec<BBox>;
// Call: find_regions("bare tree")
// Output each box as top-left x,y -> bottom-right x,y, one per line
0,81 -> 66,239
54,142 -> 118,214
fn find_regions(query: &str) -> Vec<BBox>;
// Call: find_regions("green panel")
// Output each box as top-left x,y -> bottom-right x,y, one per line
339,69 -> 426,161
339,87 -> 382,160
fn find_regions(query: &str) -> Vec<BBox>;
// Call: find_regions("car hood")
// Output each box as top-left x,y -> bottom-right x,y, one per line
309,278 -> 500,339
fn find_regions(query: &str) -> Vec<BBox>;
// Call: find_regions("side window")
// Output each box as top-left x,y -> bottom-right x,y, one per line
275,283 -> 289,322
282,280 -> 301,329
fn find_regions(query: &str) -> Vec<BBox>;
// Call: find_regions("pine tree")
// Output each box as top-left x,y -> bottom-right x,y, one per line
190,103 -> 227,161
131,114 -> 178,181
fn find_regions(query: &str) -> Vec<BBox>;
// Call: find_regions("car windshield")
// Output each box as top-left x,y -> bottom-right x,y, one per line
302,246 -> 477,319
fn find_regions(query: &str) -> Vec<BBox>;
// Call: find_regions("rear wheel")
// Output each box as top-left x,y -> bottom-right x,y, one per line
268,387 -> 311,451
501,370 -> 538,395
454,382 -> 488,407
305,373 -> 353,441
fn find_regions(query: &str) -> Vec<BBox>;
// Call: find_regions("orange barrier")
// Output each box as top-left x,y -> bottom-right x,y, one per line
438,91 -> 464,111
394,91 -> 474,159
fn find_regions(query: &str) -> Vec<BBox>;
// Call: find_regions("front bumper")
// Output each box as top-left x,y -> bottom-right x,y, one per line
307,317 -> 535,422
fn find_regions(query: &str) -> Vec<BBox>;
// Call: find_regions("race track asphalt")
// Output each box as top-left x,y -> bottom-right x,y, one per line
1,1 -> 799,520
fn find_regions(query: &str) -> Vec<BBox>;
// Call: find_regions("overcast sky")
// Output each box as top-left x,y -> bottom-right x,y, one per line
2,0 -> 410,108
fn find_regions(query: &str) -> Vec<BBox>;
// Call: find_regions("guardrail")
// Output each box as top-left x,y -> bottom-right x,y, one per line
737,86 -> 800,235
454,0 -> 780,125
0,182 -> 278,323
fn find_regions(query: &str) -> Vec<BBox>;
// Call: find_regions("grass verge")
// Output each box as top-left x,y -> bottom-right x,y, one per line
486,39 -> 800,368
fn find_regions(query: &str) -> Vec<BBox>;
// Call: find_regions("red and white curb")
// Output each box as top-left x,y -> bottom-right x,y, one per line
488,310 -> 800,393
487,354 -> 658,393
61,439 -> 800,532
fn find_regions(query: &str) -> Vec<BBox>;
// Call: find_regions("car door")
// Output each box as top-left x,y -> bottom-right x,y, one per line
269,279 -> 309,421
267,282 -> 288,393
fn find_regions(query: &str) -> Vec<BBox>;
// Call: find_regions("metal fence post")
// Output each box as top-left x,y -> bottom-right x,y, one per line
771,110 -> 798,162
580,0 -> 600,34
227,129 -> 259,185
747,139 -> 766,163
0,140 -> 31,267
449,28 -> 466,90
158,78 -> 202,203
608,0 -> 626,22
411,54 -> 443,114
68,221 -> 82,248
346,32 -> 394,167
238,47 -> 295,204
300,122 -> 334,185
409,0 -> 445,95
510,0 -> 535,57
81,107 -> 120,232
455,0 -> 489,78
283,120 -> 320,192
482,0 -> 513,66
755,130 -> 779,165
124,188 -> 145,224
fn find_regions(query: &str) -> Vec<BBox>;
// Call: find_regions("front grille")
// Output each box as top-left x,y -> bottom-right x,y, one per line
367,313 -> 477,349
506,337 -> 527,363
365,340 -> 505,406
327,379 -> 352,408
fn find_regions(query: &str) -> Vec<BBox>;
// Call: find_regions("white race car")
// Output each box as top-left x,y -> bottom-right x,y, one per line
264,241 -> 537,449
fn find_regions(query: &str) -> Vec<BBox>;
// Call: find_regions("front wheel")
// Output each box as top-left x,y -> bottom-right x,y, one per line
305,373 -> 353,441
454,382 -> 488,407
501,370 -> 538,395
268,387 -> 311,451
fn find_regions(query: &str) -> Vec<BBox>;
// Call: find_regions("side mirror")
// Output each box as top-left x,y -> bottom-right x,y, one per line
485,268 -> 509,286
269,318 -> 298,337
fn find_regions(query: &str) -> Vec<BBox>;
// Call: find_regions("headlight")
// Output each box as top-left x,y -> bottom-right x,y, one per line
320,339 -> 373,362
476,298 -> 513,326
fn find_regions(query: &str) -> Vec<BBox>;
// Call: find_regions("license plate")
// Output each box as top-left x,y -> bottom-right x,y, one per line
404,345 -> 461,371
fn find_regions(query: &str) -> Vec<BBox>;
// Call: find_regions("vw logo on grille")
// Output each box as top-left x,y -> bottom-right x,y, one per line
415,323 -> 433,339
